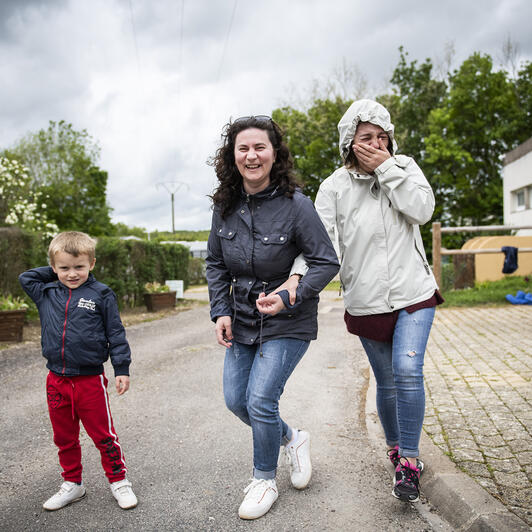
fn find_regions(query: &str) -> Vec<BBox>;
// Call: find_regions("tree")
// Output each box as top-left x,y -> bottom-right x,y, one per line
114,222 -> 147,239
424,53 -> 522,227
273,49 -> 532,258
514,61 -> 532,141
378,47 -> 447,161
0,157 -> 58,237
5,121 -> 113,235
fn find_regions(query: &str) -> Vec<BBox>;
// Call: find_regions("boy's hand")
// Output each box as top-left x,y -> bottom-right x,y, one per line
115,375 -> 130,395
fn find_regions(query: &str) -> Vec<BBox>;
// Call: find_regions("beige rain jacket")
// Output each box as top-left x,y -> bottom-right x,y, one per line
315,99 -> 438,315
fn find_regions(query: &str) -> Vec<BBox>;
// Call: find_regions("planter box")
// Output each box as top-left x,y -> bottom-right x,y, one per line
0,309 -> 27,342
143,292 -> 176,312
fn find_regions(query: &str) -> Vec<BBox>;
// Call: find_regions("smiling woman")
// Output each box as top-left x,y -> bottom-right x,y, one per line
206,116 -> 339,520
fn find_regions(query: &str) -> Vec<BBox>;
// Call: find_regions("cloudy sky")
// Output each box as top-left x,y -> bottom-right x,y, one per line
1,0 -> 531,232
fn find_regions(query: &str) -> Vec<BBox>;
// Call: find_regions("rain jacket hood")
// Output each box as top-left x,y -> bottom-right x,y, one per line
338,99 -> 398,162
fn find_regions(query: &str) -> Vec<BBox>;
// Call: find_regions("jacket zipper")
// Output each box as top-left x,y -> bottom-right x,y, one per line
413,238 -> 431,274
246,193 -> 257,278
61,289 -> 72,375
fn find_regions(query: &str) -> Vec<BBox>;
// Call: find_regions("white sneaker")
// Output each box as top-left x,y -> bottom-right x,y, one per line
110,479 -> 138,509
43,481 -> 86,511
284,430 -> 312,489
238,478 -> 278,520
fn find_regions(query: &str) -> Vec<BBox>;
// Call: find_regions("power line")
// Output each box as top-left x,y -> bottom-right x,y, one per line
176,0 -> 185,114
128,0 -> 141,79
216,0 -> 238,83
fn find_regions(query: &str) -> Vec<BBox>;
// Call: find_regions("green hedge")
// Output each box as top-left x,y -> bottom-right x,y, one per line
92,238 -> 189,307
0,230 -> 189,308
188,257 -> 207,285
0,227 -> 48,298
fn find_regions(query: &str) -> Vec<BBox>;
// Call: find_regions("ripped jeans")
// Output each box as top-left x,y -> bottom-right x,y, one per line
360,306 -> 435,458
223,338 -> 309,479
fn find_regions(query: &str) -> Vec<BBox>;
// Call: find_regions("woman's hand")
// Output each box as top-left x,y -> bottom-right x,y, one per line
272,274 -> 300,304
353,138 -> 391,173
215,315 -> 233,347
256,274 -> 301,316
256,292 -> 285,315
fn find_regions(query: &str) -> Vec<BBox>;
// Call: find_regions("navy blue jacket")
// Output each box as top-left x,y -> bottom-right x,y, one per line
206,185 -> 340,344
19,267 -> 131,377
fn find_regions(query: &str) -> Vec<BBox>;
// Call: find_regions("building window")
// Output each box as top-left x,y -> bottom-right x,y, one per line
514,189 -> 526,211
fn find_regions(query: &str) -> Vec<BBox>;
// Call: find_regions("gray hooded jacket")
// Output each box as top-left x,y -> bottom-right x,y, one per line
314,99 -> 438,315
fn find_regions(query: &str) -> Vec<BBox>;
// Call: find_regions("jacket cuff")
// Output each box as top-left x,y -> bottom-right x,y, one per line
374,157 -> 396,175
278,290 -> 298,310
113,363 -> 130,377
211,312 -> 232,324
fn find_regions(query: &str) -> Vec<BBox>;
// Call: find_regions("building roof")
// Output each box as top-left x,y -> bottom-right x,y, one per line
161,240 -> 208,252
503,136 -> 532,166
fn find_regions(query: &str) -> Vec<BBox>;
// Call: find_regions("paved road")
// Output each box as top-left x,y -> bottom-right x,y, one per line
1,297 -> 442,531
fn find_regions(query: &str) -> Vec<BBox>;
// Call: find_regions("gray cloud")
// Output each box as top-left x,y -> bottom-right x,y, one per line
1,0 -> 531,231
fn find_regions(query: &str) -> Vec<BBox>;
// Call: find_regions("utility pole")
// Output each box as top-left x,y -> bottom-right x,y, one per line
156,182 -> 187,234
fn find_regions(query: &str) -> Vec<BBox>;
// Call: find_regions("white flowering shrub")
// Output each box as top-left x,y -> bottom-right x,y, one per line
0,157 -> 58,238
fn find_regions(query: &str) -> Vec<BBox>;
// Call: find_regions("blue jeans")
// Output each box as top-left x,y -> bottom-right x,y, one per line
223,338 -> 309,480
360,307 -> 435,458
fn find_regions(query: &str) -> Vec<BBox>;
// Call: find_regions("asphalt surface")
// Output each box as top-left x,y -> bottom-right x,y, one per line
0,290 -> 529,530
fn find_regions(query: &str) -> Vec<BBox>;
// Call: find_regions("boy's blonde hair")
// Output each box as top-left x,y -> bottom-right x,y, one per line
48,231 -> 96,265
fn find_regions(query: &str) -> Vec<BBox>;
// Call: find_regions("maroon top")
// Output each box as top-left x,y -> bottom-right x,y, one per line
344,290 -> 444,343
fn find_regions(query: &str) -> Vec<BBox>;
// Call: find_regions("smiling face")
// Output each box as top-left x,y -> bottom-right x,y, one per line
234,127 -> 276,194
51,251 -> 96,289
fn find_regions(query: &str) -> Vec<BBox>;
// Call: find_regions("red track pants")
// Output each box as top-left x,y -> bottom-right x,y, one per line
46,371 -> 127,484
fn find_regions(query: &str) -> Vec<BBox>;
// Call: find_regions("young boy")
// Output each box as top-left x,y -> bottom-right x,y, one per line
19,231 -> 137,511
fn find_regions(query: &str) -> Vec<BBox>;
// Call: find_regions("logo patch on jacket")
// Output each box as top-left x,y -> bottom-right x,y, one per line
78,297 -> 96,311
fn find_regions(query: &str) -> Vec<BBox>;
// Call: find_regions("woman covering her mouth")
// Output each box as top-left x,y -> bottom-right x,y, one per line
260,99 -> 443,503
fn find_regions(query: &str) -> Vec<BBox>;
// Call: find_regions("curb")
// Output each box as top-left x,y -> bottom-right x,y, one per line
365,373 -> 529,532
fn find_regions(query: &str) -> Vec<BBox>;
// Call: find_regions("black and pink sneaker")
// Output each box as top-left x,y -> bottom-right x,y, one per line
393,460 -> 421,502
387,446 -> 400,468
388,447 -> 424,474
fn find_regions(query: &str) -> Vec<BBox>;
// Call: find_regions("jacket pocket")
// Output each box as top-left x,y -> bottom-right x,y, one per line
217,225 -> 242,271
216,225 -> 237,240
413,233 -> 431,275
258,233 -> 289,245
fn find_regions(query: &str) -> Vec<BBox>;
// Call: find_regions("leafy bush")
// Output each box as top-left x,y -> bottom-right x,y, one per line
0,157 -> 58,237
188,257 -> 206,285
93,238 -> 189,307
441,262 -> 454,292
144,282 -> 170,293
0,294 -> 28,311
0,227 -> 48,298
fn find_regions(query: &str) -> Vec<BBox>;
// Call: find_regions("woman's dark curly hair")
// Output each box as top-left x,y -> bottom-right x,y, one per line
209,116 -> 300,218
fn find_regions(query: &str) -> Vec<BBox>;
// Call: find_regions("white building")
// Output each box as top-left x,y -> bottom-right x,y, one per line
503,136 -> 532,236
161,240 -> 208,258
